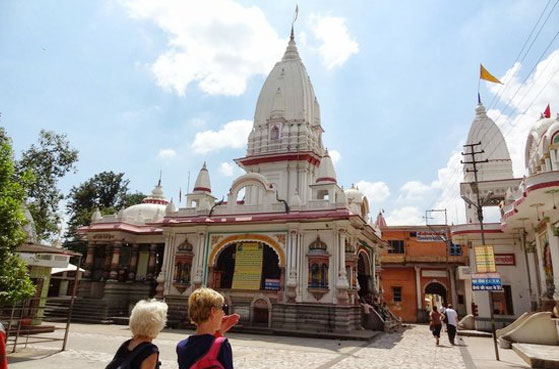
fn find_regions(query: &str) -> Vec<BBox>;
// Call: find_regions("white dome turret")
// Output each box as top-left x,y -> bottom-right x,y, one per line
193,162 -> 212,193
463,103 -> 513,181
165,200 -> 177,215
91,207 -> 102,223
316,149 -> 337,183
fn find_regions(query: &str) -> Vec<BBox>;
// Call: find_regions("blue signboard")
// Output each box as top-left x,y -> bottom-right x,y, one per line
472,273 -> 502,291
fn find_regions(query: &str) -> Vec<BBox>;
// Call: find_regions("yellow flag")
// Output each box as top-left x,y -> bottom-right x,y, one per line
480,64 -> 502,84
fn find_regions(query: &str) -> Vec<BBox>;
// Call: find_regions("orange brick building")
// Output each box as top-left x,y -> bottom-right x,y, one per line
377,214 -> 469,322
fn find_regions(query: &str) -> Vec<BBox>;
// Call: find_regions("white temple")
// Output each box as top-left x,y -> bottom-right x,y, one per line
452,102 -> 559,333
78,28 -> 384,333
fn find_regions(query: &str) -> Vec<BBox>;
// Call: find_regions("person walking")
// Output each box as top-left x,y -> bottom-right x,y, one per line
106,299 -> 168,369
444,304 -> 458,345
177,288 -> 240,369
429,306 -> 444,346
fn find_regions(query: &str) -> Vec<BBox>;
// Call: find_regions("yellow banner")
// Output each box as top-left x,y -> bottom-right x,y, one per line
480,64 -> 502,84
475,245 -> 496,273
231,243 -> 263,290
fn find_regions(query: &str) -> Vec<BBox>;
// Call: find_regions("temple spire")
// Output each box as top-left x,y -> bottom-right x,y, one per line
290,5 -> 299,41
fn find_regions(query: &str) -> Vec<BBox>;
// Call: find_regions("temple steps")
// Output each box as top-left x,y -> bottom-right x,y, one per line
43,297 -> 125,324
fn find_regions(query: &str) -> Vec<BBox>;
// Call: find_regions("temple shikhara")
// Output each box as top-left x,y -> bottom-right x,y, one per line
77,28 -> 384,333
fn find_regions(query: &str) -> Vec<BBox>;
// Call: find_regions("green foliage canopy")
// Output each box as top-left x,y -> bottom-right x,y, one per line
0,128 -> 35,304
16,130 -> 78,241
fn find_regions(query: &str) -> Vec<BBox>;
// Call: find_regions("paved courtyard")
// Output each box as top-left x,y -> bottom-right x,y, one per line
7,323 -> 528,369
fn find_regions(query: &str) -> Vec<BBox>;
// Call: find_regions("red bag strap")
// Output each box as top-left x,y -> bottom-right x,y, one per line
206,336 -> 226,360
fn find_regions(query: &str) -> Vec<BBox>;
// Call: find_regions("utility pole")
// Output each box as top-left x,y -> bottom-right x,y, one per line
461,141 -> 499,361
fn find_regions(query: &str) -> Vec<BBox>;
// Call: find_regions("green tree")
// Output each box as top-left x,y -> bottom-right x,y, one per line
0,128 -> 35,304
16,130 -> 78,241
65,171 -> 145,253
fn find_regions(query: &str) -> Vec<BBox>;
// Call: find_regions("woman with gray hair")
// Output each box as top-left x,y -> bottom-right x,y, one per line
106,299 -> 168,369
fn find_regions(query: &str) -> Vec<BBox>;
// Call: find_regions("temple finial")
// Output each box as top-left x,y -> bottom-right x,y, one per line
290,4 -> 299,41
158,170 -> 162,186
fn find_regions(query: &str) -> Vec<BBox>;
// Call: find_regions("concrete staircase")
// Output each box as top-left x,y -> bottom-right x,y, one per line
43,297 -> 125,324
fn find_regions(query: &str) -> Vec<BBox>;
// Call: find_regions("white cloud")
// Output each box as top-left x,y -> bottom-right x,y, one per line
309,14 -> 359,69
355,180 -> 390,204
120,0 -> 285,96
329,149 -> 341,164
191,119 -> 252,154
398,180 -> 433,202
385,206 -> 424,226
157,148 -> 177,159
219,162 -> 235,177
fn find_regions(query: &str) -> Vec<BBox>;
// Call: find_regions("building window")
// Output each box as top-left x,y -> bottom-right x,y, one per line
449,243 -> 462,256
409,232 -> 417,237
493,285 -> 514,315
388,240 -> 405,254
393,286 -> 402,302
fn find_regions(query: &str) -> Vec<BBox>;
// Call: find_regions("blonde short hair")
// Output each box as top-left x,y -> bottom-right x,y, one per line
188,288 -> 224,325
129,299 -> 168,339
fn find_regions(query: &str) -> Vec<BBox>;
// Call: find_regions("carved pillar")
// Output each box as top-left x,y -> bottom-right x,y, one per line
286,230 -> 298,302
193,233 -> 205,287
109,241 -> 122,280
128,244 -> 139,281
147,243 -> 157,280
157,234 -> 173,297
103,244 -> 113,280
336,230 -> 349,304
83,241 -> 96,279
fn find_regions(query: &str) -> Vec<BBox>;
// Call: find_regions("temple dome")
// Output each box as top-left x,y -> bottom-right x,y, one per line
464,103 -> 513,181
525,113 -> 559,173
121,181 -> 168,224
253,37 -> 321,128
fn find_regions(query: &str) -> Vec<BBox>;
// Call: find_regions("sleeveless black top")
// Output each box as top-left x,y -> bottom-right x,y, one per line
106,339 -> 160,369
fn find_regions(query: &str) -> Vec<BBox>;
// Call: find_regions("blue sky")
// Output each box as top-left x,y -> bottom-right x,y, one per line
2,0 -> 559,229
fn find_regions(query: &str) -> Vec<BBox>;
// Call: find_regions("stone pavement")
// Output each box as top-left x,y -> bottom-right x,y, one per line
6,323 -> 525,369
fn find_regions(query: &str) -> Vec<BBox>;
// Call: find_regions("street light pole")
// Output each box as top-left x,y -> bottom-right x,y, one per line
461,141 -> 500,361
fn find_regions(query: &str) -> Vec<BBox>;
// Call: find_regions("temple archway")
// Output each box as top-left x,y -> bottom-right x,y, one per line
211,241 -> 281,291
357,250 -> 372,300
424,281 -> 448,310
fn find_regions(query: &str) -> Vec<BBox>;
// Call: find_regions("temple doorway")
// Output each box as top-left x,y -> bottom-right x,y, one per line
214,242 -> 281,291
425,282 -> 447,311
252,299 -> 270,326
357,252 -> 372,301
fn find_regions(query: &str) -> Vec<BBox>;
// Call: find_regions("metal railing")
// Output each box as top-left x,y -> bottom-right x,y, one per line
0,256 -> 81,353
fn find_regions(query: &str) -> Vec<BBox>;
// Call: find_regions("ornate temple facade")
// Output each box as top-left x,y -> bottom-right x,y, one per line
451,103 -> 559,330
78,31 -> 384,333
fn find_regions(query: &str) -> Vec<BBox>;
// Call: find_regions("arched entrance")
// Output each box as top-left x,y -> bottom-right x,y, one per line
213,242 -> 281,290
424,282 -> 447,310
357,251 -> 372,301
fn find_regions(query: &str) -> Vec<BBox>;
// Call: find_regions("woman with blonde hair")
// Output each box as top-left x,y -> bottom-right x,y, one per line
106,299 -> 168,369
177,288 -> 240,369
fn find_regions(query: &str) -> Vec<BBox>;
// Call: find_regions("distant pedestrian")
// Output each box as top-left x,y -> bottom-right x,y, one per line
177,288 -> 240,369
445,304 -> 458,345
429,306 -> 443,346
105,299 -> 168,369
